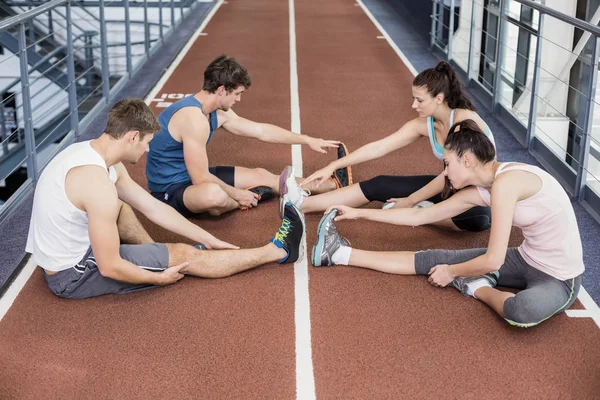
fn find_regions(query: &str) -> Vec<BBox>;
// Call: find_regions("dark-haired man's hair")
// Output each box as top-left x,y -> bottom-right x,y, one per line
413,61 -> 476,111
203,54 -> 252,93
104,98 -> 160,139
441,119 -> 496,198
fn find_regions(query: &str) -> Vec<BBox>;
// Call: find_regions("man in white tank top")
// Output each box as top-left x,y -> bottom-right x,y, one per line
26,98 -> 305,299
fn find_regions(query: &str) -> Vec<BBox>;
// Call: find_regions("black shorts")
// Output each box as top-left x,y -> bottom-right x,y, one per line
359,174 -> 491,232
151,166 -> 235,217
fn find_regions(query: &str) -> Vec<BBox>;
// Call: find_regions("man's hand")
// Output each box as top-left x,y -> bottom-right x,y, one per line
301,165 -> 336,188
232,188 -> 259,208
325,205 -> 361,221
385,197 -> 415,209
306,138 -> 340,154
157,262 -> 188,286
427,264 -> 454,287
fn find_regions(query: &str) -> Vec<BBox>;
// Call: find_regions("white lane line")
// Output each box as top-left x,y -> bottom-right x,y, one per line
357,0 -> 600,327
289,0 -> 303,178
145,0 -> 224,104
289,0 -> 316,399
565,309 -> 591,318
0,257 -> 37,322
355,0 -> 418,76
574,286 -> 600,328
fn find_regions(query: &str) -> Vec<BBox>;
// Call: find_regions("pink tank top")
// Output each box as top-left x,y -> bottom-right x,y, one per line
477,163 -> 584,280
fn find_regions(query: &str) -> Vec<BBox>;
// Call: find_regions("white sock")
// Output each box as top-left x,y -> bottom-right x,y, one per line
465,278 -> 493,298
331,246 -> 351,265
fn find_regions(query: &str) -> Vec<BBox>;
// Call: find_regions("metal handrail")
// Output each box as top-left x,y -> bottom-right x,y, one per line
515,0 -> 600,37
0,0 -> 67,31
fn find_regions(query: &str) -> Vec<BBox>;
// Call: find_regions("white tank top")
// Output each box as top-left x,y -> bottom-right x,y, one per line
477,163 -> 584,280
26,141 -> 118,272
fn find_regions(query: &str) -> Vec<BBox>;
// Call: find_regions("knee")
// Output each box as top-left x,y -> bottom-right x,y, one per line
453,213 -> 491,232
503,296 -> 549,328
169,243 -> 196,260
253,167 -> 275,182
202,183 -> 230,209
359,175 -> 387,202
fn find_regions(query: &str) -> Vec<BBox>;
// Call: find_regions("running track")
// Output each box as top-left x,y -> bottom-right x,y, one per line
0,0 -> 599,398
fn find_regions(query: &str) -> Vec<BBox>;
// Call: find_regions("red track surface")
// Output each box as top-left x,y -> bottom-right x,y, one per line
1,0 -> 599,398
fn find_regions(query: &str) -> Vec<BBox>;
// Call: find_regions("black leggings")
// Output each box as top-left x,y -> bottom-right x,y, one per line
359,175 -> 491,232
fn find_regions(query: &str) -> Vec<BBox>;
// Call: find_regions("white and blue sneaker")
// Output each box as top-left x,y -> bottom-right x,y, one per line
278,166 -> 309,217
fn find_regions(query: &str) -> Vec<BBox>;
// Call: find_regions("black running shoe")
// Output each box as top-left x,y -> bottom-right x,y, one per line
269,202 -> 305,264
240,185 -> 276,210
332,142 -> 353,188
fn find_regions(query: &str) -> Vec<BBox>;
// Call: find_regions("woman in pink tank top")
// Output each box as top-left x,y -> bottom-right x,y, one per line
312,119 -> 584,327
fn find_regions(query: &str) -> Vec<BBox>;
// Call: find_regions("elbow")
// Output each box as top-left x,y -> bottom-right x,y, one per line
97,260 -> 119,280
485,254 -> 504,272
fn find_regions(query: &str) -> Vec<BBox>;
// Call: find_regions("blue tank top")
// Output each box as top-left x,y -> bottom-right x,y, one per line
146,96 -> 218,192
426,109 -> 496,161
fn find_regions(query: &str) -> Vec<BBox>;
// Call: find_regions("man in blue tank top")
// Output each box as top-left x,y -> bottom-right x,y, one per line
146,54 -> 349,218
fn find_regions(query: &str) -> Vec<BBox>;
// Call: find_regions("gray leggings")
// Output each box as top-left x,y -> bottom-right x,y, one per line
414,248 -> 581,327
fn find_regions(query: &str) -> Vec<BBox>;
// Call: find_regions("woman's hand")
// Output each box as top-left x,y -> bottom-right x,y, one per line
427,264 -> 454,287
325,205 -> 361,221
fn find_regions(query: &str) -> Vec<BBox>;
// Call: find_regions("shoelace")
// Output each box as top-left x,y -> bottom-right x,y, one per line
274,218 -> 292,242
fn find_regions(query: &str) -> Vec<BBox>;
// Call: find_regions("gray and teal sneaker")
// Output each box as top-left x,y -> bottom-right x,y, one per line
452,271 -> 499,296
270,202 -> 305,264
312,208 -> 351,267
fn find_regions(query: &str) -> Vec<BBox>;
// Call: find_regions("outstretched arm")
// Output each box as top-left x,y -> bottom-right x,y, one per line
219,109 -> 339,153
388,173 -> 446,208
302,117 -> 427,186
329,186 -> 484,227
114,163 -> 238,250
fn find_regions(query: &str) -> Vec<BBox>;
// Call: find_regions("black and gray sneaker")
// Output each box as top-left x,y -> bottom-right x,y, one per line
269,202 -> 305,264
331,143 -> 353,188
312,208 -> 351,267
452,271 -> 500,296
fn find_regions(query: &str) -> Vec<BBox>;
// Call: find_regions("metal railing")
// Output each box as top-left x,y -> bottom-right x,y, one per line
0,0 -> 209,224
430,0 -> 600,215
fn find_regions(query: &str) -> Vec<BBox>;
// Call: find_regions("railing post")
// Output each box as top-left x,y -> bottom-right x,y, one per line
447,0 -> 456,60
171,0 -> 176,27
159,0 -> 164,41
83,31 -> 96,97
0,102 -> 7,155
48,9 -> 54,39
28,6 -> 35,45
66,1 -> 80,137
467,0 -> 477,83
99,0 -> 110,103
18,23 -> 38,183
124,0 -> 132,76
430,0 -> 438,50
575,36 -> 600,201
492,0 -> 507,113
180,0 -> 185,20
144,0 -> 150,55
525,12 -> 544,150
